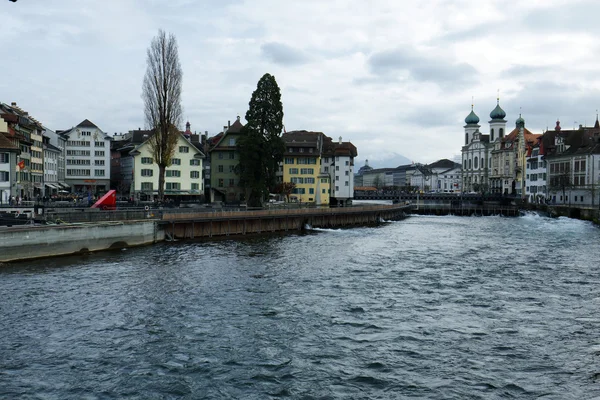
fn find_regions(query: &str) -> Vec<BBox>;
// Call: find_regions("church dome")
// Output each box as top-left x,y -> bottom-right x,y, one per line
515,114 -> 525,128
489,101 -> 506,120
465,108 -> 480,125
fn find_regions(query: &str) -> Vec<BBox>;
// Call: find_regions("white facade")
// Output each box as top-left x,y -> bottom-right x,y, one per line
43,146 -> 60,193
547,153 -> 600,207
0,150 -> 18,203
62,120 -> 111,193
43,127 -> 66,187
125,133 -> 204,199
525,147 -> 547,203
330,153 -> 354,202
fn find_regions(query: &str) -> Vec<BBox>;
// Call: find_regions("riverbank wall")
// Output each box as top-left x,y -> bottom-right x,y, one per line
1,205 -> 410,263
0,221 -> 163,263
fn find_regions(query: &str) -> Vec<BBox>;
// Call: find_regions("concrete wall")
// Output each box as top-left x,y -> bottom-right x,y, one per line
0,221 -> 163,262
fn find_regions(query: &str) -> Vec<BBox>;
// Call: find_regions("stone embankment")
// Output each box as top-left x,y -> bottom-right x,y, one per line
0,204 -> 411,263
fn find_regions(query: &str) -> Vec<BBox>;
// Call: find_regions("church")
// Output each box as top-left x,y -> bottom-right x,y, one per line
461,99 -> 507,193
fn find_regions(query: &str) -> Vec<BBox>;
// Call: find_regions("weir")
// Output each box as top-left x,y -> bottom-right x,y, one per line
160,204 -> 411,239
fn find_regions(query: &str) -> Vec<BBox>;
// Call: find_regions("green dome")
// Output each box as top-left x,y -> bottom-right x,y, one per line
489,102 -> 506,120
515,114 -> 525,128
465,109 -> 480,125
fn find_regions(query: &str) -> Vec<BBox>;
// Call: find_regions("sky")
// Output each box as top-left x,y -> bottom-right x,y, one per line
2,0 -> 600,167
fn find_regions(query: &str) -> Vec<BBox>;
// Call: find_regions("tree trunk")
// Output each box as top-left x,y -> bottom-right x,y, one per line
158,164 -> 166,202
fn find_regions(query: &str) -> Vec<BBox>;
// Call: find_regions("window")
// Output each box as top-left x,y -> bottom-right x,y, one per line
322,189 -> 326,193
67,159 -> 90,165
305,178 -> 315,184
285,157 -> 294,164
321,178 -> 328,183
229,165 -> 235,173
335,186 -> 339,191
141,182 -> 153,191
94,141 -> 105,147
67,150 -> 90,156
0,153 -> 8,163
190,171 -> 200,179
166,182 -> 181,190
345,181 -> 349,186
190,159 -> 200,166
191,183 -> 199,191
67,169 -> 91,176
345,171 -> 349,176
179,146 -> 189,153
218,153 -> 223,159
95,160 -> 105,166
141,169 -> 153,177
172,158 -> 181,165
229,138 -> 236,146
95,151 -> 105,157
229,152 -> 235,160
218,178 -> 224,187
229,179 -> 235,187
299,148 -> 304,153
0,171 -> 8,182
94,169 -> 105,177
141,157 -> 153,164
300,168 -> 314,175
345,161 -> 349,166
289,168 -> 298,175
309,188 -> 314,194
336,166 -> 339,171
218,165 -> 223,173
166,170 -> 181,177
474,156 -> 479,169
324,167 -> 329,173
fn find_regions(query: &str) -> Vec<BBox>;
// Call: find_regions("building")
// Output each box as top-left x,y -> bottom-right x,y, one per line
120,131 -> 204,201
406,159 -> 461,193
461,104 -> 494,193
0,131 -> 19,203
544,118 -> 600,207
58,119 -> 112,195
42,135 -> 61,196
323,135 -> 357,206
525,136 -> 547,203
490,115 -> 540,197
209,117 -> 244,203
282,130 -> 330,205
43,126 -> 67,191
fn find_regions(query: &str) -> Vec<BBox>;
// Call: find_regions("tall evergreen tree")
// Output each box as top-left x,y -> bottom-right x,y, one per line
237,73 -> 285,206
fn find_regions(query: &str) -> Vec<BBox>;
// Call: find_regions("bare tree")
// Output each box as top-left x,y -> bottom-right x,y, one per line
142,29 -> 183,202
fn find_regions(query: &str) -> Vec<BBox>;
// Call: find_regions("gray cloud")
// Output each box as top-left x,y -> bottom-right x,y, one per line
500,64 -> 555,78
261,42 -> 311,66
366,47 -> 478,88
504,81 -> 600,131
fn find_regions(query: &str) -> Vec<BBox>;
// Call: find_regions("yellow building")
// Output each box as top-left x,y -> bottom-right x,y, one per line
282,131 -> 329,205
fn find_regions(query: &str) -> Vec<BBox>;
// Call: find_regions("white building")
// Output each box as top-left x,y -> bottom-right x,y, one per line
407,159 -> 461,193
42,135 -> 61,196
0,133 -> 19,203
525,143 -> 547,203
43,126 -> 67,190
327,136 -> 357,206
123,132 -> 204,201
59,119 -> 112,194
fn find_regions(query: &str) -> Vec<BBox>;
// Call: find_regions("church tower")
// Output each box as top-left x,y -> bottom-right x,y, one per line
488,96 -> 506,142
464,104 -> 480,145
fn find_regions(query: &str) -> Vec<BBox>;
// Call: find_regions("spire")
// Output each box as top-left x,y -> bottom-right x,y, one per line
595,110 -> 599,129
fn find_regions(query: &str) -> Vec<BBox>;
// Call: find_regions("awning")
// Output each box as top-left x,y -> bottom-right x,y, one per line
45,183 -> 58,189
59,183 -> 70,188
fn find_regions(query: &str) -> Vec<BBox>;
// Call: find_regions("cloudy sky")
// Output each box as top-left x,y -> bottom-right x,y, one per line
2,0 -> 599,167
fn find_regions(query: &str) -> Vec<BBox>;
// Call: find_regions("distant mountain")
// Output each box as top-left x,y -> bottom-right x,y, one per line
358,153 -> 412,170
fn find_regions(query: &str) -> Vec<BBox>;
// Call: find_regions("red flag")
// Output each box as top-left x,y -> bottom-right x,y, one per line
17,160 -> 25,169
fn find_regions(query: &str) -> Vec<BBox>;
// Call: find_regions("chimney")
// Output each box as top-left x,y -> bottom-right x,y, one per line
338,136 -> 342,144
138,127 -> 141,130
228,120 -> 231,128
223,126 -> 227,132
237,115 -> 240,121
11,102 -> 16,107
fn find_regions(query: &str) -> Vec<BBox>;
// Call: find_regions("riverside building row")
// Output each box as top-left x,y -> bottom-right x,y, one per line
1,102 -> 358,206
460,98 -> 600,206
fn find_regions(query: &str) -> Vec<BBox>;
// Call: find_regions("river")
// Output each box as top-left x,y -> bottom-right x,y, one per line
1,214 -> 599,399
